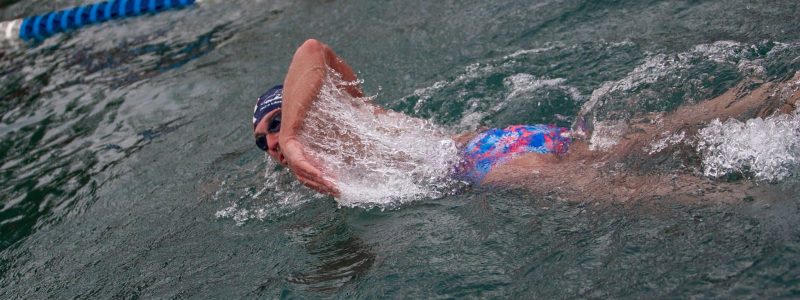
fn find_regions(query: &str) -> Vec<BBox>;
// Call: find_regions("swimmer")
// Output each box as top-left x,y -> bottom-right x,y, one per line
252,39 -> 365,195
253,39 -> 800,201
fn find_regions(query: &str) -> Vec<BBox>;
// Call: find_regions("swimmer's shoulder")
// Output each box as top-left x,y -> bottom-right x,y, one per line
452,126 -> 490,147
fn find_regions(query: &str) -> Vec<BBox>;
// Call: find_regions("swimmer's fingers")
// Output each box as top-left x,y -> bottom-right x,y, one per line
280,138 -> 339,196
294,170 -> 340,197
291,159 -> 339,196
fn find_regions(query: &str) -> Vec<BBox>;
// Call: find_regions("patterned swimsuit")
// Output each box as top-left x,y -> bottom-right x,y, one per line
456,125 -> 572,183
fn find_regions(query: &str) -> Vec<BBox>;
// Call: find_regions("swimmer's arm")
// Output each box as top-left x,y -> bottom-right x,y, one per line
280,39 -> 345,195
321,43 -> 388,114
282,39 -> 327,138
323,44 -> 364,98
281,39 -> 390,196
282,39 -> 366,138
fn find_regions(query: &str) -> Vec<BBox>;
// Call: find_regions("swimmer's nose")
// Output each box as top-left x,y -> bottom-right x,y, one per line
267,144 -> 287,166
266,133 -> 280,150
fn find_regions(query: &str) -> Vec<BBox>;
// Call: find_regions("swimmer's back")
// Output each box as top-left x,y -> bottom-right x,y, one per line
456,124 -> 571,183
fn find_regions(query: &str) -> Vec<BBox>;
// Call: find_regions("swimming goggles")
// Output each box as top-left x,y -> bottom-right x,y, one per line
255,112 -> 282,151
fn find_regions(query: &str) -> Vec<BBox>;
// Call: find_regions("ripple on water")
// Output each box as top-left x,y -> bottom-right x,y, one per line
0,0 -> 269,252
284,213 -> 375,293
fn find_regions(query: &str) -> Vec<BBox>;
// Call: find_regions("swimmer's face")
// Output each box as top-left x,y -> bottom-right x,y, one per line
253,108 -> 286,165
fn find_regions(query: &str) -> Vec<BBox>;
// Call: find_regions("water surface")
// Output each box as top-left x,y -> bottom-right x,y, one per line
1,0 -> 800,298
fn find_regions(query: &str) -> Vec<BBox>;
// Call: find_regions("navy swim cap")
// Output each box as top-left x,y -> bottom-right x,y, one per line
253,85 -> 283,130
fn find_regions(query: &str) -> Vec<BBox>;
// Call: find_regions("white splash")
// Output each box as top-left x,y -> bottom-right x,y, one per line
299,70 -> 463,207
588,119 -> 627,151
504,73 -> 568,99
697,108 -> 800,181
214,157 -> 320,225
502,46 -> 557,60
645,131 -> 686,155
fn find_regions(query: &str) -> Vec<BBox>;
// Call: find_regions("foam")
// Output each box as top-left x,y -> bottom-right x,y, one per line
504,74 -> 568,99
214,157 -> 320,225
502,46 -> 557,60
697,108 -> 800,181
588,119 -> 626,151
298,70 -> 463,207
644,131 -> 686,155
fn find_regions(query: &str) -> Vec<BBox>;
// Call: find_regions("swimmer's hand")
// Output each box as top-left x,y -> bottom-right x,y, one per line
280,137 -> 340,197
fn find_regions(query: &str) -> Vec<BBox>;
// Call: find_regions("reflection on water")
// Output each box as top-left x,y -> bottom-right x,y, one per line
0,0 -> 262,253
208,147 -> 375,292
0,28 -> 229,252
285,212 -> 375,292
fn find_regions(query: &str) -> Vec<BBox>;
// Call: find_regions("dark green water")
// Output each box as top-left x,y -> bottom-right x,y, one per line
2,0 -> 800,298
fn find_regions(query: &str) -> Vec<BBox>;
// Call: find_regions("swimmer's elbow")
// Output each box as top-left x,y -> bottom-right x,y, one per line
296,39 -> 327,58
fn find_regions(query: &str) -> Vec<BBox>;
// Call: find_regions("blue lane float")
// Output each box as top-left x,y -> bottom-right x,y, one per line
10,0 -> 196,41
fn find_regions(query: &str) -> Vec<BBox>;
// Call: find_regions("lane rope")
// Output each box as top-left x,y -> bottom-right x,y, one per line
1,0 -> 197,43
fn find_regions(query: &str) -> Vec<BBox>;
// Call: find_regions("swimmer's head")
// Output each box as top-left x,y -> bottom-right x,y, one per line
252,85 -> 285,164
253,85 -> 283,130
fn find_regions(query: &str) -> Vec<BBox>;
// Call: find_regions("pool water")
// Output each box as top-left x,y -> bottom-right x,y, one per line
1,0 -> 800,298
